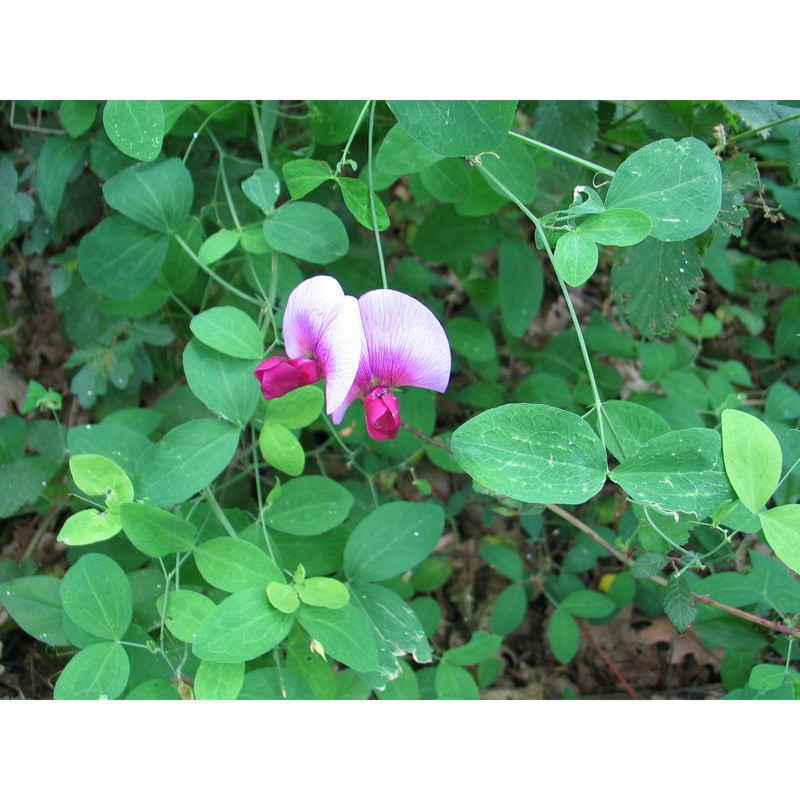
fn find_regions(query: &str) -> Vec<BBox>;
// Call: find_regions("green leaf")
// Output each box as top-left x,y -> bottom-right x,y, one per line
156,590 -> 216,643
445,316 -> 497,362
192,586 -> 293,663
387,100 -> 517,157
478,135 -> 537,204
258,421 -> 305,476
443,631 -> 503,666
663,574 -> 697,633
344,501 -> 444,582
760,506 -> 800,575
610,428 -> 734,519
242,167 -> 281,211
78,216 -> 169,300
119,502 -> 196,558
198,229 -> 241,265
263,385 -> 324,428
263,201 -> 348,264
0,576 -> 70,646
577,209 -> 653,246
599,400 -> 671,463
451,404 -> 608,505
535,100 -> 598,159
264,476 -> 353,536
135,419 -> 240,508
336,177 -> 390,231
267,582 -> 300,614
490,583 -> 527,636
372,123 -> 443,188
435,659 -> 480,699
375,660 -> 420,700
36,135 -> 88,222
182,339 -> 260,426
194,538 -> 284,593
630,551 -> 670,579
194,660 -> 245,700
69,453 -> 134,512
553,230 -> 599,286
612,238 -> 703,338
61,553 -> 132,640
410,204 -> 499,262
297,577 -> 349,609
0,456 -> 60,518
103,100 -> 164,162
480,543 -> 524,581
605,137 -> 722,241
297,603 -> 380,673
57,508 -> 122,547
67,423 -> 152,479
282,158 -> 333,199
721,409 -> 783,514
59,100 -> 98,138
498,238 -> 543,338
548,608 -> 580,664
559,590 -> 615,619
419,158 -> 472,203
102,158 -> 193,234
54,641 -> 130,700
189,306 -> 264,360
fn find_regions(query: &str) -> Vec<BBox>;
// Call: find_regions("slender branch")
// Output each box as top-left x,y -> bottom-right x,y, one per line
576,618 -> 641,700
367,100 -> 388,290
509,131 -> 615,177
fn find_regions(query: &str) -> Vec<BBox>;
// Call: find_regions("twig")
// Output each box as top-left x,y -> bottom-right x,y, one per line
577,618 -> 641,700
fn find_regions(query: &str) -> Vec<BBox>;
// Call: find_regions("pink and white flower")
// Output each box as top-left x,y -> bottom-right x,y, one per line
331,289 -> 451,440
254,276 -> 362,414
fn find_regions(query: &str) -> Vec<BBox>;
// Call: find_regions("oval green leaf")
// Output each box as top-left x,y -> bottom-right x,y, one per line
264,476 -> 353,536
119,502 -> 197,558
451,404 -> 608,505
548,608 -> 580,664
263,384 -> 324,428
69,453 -> 134,512
53,641 -> 130,700
194,660 -> 245,700
577,208 -> 653,246
553,230 -> 599,287
263,201 -> 349,264
296,603 -> 379,673
760,505 -> 800,575
0,575 -> 70,646
282,158 -> 334,199
57,508 -> 122,547
103,100 -> 164,162
156,589 -> 216,643
194,537 -> 284,593
259,421 -> 305,476
189,306 -> 264,359
296,576 -> 349,609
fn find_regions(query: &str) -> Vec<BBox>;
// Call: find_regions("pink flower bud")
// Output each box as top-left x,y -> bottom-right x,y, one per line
363,388 -> 400,440
254,356 -> 322,400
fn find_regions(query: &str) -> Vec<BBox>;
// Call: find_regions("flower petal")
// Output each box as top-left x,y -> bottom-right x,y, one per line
254,356 -> 321,400
363,388 -> 400,440
357,289 -> 451,393
282,276 -> 362,413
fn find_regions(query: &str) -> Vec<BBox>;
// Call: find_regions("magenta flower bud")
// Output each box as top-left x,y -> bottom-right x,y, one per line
254,356 -> 322,399
364,388 -> 400,440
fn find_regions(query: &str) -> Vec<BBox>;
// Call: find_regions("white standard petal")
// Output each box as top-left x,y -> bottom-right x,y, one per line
282,275 -> 348,360
357,289 -> 451,393
314,295 -> 363,413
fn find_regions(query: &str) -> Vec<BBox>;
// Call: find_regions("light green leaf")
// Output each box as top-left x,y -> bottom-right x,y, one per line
498,238 -> 543,338
297,577 -> 349,609
267,582 -> 300,614
435,659 -> 480,699
282,159 -> 333,199
194,660 -> 245,700
102,158 -> 193,234
67,423 -> 153,479
480,544 -> 524,581
610,428 -> 734,519
490,583 -> 527,636
721,409 -> 783,513
69,453 -> 134,512
760,505 -> 800,575
553,230 -> 599,286
59,100 -> 98,138
258,421 -> 305,476
387,100 -> 517,157
263,201 -> 348,264
103,100 -> 164,162
336,177 -> 390,231
53,641 -> 130,700
119,502 -> 196,557
559,590 -> 615,619
577,208 -> 653,246
189,306 -> 264,360
60,553 -> 132,640
182,339 -> 260,426
344,501 -> 444,583
451,404 -> 608,505
263,384 -> 324,428
36,135 -> 88,222
198,229 -> 241,265
372,123 -> 443,188
264,476 -> 353,536
135,419 -> 240,508
57,508 -> 121,547
194,538 -> 284,593
156,590 -> 216,643
192,587 -> 293,663
242,167 -> 281,211
443,631 -> 503,666
296,603 -> 380,673
598,399 -> 671,463
605,137 -> 722,241
78,216 -> 169,300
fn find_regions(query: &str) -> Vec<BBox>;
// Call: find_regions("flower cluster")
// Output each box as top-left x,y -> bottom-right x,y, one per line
254,276 -> 451,440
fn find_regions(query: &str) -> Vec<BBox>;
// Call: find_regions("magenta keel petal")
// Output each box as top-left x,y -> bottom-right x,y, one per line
363,388 -> 400,440
254,356 -> 321,400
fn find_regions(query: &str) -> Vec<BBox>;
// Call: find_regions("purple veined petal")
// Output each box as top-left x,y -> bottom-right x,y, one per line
357,289 -> 451,393
363,388 -> 400,440
281,276 -> 363,414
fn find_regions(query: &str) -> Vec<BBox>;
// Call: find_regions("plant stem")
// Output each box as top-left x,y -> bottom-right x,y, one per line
367,100 -> 388,290
727,112 -> 800,143
336,100 -> 371,176
250,101 -> 269,169
509,131 -> 615,178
